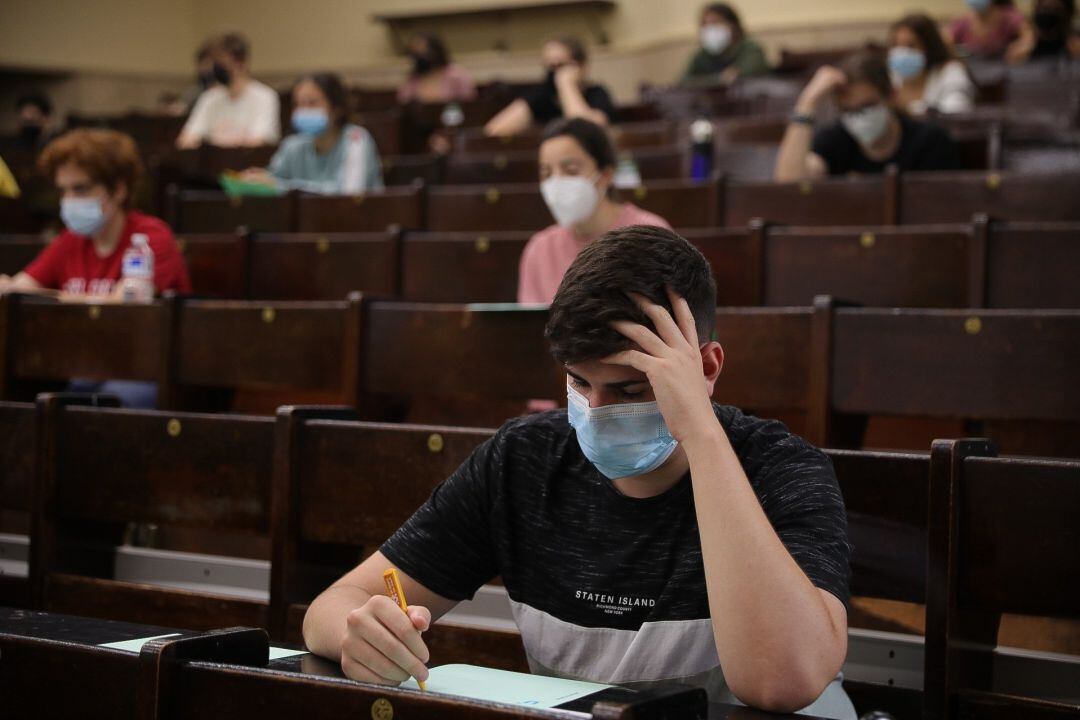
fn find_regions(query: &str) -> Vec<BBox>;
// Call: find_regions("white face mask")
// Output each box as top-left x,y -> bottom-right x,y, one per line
841,103 -> 891,148
540,174 -> 601,228
700,24 -> 732,55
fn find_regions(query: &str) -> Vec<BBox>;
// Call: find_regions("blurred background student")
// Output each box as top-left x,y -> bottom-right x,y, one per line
397,33 -> 477,105
889,13 -> 976,115
176,32 -> 280,148
681,3 -> 769,86
485,36 -> 616,137
243,72 -> 383,194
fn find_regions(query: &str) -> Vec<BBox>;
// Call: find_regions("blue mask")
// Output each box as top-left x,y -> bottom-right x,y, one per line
61,197 -> 106,236
292,108 -> 330,136
888,47 -> 926,80
567,385 -> 678,480
965,0 -> 991,11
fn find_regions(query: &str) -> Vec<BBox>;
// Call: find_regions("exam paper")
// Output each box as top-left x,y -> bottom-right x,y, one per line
401,664 -> 611,708
97,634 -> 308,660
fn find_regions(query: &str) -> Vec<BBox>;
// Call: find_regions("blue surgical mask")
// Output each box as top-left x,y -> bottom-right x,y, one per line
888,46 -> 926,80
965,0 -> 992,11
60,197 -> 107,236
567,385 -> 678,480
292,108 -> 330,136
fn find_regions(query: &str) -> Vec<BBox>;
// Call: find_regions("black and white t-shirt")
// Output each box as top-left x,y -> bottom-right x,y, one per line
381,404 -> 854,717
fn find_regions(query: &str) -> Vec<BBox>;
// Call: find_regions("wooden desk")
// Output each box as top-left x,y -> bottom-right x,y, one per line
0,607 -> 827,719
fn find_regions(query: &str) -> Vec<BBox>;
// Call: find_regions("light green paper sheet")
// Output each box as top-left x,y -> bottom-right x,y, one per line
97,634 -> 308,660
401,664 -> 611,709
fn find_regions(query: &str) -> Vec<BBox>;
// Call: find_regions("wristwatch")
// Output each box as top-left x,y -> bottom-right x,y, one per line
790,112 -> 815,126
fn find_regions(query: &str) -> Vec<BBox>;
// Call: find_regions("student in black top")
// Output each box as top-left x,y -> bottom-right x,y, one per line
302,225 -> 856,718
484,36 -> 617,137
1008,0 -> 1080,62
774,49 -> 959,182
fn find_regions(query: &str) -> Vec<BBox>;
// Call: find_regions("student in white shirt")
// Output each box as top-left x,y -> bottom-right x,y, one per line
176,32 -> 281,149
888,13 -> 977,116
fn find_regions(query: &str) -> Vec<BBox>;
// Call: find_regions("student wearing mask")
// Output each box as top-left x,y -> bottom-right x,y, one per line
889,13 -> 976,115
1006,0 -> 1080,62
397,33 -> 477,104
0,129 -> 191,407
774,49 -> 959,182
484,36 -> 617,137
176,32 -> 281,149
518,118 -> 671,305
14,93 -> 59,151
681,3 -> 769,86
304,224 -> 856,719
242,73 -> 383,195
949,0 -> 1026,59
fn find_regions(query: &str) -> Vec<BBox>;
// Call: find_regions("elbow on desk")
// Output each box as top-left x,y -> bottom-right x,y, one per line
726,665 -> 832,715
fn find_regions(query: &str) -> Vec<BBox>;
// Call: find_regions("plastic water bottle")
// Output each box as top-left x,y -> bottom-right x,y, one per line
121,233 -> 155,303
613,154 -> 643,190
441,102 -> 464,128
689,117 -> 715,182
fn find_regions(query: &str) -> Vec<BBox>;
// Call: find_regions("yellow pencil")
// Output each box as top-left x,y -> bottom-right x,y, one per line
383,568 -> 427,691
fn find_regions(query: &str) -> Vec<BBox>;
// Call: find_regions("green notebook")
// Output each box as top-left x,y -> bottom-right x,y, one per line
401,664 -> 611,708
219,172 -> 283,197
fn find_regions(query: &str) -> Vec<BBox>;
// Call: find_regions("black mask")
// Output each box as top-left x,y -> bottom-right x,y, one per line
212,62 -> 232,86
197,70 -> 216,89
1034,10 -> 1064,32
411,53 -> 434,75
18,125 -> 42,143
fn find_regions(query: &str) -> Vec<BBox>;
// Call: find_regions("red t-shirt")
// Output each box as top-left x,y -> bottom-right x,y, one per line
24,211 -> 192,296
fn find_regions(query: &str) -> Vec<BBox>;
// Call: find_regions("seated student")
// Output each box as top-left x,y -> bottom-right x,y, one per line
949,0 -> 1026,59
14,92 -> 60,151
176,32 -> 280,149
0,129 -> 192,408
518,118 -> 671,305
774,49 -> 960,182
1006,0 -> 1080,62
889,13 -> 976,115
681,3 -> 769,86
241,73 -> 383,195
484,36 -> 617,137
397,33 -> 477,105
303,225 -> 855,718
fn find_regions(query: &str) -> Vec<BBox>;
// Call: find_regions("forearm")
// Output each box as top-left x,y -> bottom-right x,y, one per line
303,583 -> 374,659
773,122 -> 815,182
555,80 -> 593,120
684,427 -> 845,709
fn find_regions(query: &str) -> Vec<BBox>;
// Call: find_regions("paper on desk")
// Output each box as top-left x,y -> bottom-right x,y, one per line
97,633 -> 308,660
401,664 -> 611,708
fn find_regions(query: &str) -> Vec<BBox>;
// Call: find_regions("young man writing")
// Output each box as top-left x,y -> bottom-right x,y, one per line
303,225 -> 855,718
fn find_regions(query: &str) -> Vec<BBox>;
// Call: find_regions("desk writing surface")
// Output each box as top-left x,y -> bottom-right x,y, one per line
0,607 -> 831,719
401,663 -> 610,708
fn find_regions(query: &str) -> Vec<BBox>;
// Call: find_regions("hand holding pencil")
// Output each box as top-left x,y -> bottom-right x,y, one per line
338,567 -> 431,687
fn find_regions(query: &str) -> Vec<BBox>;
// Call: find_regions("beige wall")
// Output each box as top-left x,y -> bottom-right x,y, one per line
0,0 -> 1032,123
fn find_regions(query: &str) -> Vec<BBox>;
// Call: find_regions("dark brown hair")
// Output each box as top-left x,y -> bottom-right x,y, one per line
546,225 -> 717,366
547,35 -> 588,65
215,32 -> 250,63
39,129 -> 143,209
700,3 -> 745,41
890,13 -> 955,70
838,48 -> 893,99
541,117 -> 616,170
295,72 -> 350,128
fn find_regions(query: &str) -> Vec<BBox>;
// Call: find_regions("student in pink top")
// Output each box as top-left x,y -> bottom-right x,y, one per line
949,0 -> 1027,59
396,33 -> 477,104
518,118 -> 672,304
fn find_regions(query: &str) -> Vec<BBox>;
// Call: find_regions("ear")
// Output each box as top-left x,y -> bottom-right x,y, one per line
598,165 -> 615,192
700,341 -> 724,397
112,180 -> 129,208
